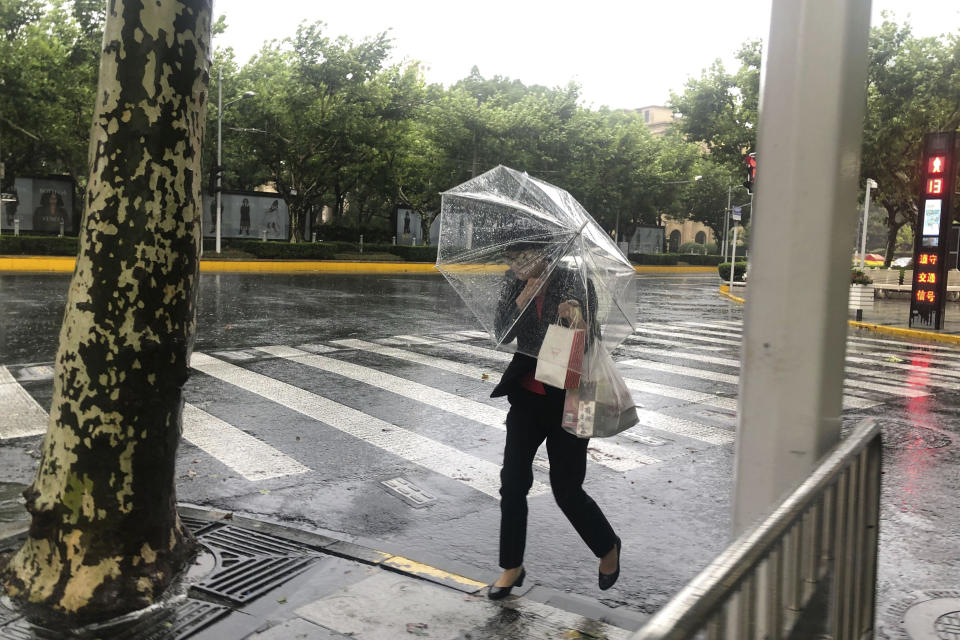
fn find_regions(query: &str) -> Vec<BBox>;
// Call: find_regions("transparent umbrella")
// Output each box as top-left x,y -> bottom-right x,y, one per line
435,165 -> 638,372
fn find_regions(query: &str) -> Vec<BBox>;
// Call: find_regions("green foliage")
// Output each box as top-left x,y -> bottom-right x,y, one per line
678,241 -> 707,254
0,234 -> 79,255
850,269 -> 874,285
718,261 -> 748,281
629,253 -> 678,265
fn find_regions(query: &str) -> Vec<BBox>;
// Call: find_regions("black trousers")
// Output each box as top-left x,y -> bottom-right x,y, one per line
499,387 -> 618,569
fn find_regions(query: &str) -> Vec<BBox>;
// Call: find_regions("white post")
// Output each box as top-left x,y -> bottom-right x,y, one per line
733,0 -> 872,534
722,185 -> 731,259
859,179 -> 875,267
729,225 -> 738,292
216,66 -> 223,255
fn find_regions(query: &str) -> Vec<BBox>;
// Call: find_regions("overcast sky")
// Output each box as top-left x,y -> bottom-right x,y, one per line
214,1 -> 960,110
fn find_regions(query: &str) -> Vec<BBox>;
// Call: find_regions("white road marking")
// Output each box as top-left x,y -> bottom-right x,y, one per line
191,352 -> 530,499
633,326 -> 741,346
624,379 -> 738,412
621,336 -> 727,352
181,404 -> 311,481
393,335 -> 440,345
0,366 -> 48,439
620,358 -> 882,409
331,339 -> 495,379
258,345 -> 658,472
632,409 -> 735,445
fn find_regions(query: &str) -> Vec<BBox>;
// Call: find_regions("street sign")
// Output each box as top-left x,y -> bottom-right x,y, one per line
732,205 -> 742,221
910,132 -> 958,329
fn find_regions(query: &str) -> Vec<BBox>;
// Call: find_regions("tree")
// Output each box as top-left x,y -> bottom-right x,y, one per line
862,20 -> 960,265
0,0 -> 210,626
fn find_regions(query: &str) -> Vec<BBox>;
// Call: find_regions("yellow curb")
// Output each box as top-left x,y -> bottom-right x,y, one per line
848,321 -> 960,345
718,285 -> 745,304
381,555 -> 488,590
718,286 -> 960,345
2,255 -> 719,275
634,265 -> 717,273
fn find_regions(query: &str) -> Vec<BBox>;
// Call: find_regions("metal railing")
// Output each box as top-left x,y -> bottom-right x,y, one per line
633,419 -> 882,640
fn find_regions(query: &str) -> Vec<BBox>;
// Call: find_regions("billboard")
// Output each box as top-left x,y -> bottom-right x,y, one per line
9,177 -> 76,233
394,207 -> 422,245
202,192 -> 289,240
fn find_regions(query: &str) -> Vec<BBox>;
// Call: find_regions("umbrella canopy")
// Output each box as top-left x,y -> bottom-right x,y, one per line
436,166 -> 638,367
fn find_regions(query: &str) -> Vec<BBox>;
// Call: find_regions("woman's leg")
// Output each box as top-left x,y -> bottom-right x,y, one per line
498,392 -> 548,570
545,411 -> 618,559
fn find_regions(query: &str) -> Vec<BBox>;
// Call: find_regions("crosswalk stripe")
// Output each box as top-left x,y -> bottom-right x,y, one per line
632,409 -> 735,445
624,379 -> 738,412
633,326 -> 741,346
0,366 -> 48,439
393,335 -> 440,345
648,323 -> 739,339
845,355 -> 960,381
432,341 -> 514,363
258,345 -> 658,472
190,352 -> 530,498
0,375 -> 310,481
331,339 -> 496,379
181,404 -> 311,481
620,357 -> 882,409
626,346 -> 739,368
622,336 -> 727,352
846,365 -> 960,391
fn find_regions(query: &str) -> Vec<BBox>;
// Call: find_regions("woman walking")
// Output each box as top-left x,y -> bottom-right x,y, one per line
487,242 -> 621,599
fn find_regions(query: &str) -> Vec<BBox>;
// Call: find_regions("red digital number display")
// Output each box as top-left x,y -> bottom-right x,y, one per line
927,178 -> 944,195
929,156 -> 946,174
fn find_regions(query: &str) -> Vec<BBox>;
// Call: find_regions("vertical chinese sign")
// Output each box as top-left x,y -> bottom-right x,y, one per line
910,132 -> 958,328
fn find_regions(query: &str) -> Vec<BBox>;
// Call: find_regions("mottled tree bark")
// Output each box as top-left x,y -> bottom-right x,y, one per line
1,0 -> 210,625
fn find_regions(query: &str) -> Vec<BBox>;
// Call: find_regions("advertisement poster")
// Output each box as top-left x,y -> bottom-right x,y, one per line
10,177 -> 75,233
395,207 -> 422,246
922,199 -> 942,236
202,192 -> 289,240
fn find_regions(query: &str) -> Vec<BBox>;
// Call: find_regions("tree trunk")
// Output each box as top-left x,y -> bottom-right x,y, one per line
1,0 -> 210,626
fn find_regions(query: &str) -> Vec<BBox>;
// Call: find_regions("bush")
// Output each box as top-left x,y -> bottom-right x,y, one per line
0,235 -> 80,256
629,253 -> 679,265
678,241 -> 708,255
850,268 -> 873,285
313,225 -> 394,243
368,243 -> 438,262
676,254 -> 725,266
222,240 -> 337,260
718,261 -> 748,281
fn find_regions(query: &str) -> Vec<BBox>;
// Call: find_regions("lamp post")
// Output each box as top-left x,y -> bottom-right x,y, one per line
858,178 -> 877,267
215,66 -> 255,254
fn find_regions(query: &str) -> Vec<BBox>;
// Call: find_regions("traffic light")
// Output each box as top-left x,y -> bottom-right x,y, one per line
743,153 -> 757,193
208,165 -> 224,194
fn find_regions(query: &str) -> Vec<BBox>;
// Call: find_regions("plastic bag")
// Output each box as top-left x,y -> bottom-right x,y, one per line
561,347 -> 638,438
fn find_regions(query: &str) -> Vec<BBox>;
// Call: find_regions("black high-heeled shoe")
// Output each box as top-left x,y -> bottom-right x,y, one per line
487,567 -> 526,600
598,537 -> 621,591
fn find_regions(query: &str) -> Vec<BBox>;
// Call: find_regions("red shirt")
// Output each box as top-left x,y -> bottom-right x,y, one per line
520,293 -> 547,395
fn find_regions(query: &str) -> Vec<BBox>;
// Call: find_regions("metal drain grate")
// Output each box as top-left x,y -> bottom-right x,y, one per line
192,555 -> 316,604
171,599 -> 232,639
179,515 -> 221,536
0,619 -> 32,640
197,525 -> 313,556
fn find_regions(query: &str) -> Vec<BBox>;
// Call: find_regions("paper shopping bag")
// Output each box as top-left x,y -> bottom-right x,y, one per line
535,323 -> 585,389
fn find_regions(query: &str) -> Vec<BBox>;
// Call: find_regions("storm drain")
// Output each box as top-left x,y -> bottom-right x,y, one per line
621,431 -> 669,447
191,555 -> 316,604
187,524 -> 321,607
179,515 -> 220,536
381,477 -> 436,508
884,590 -> 960,640
0,618 -> 31,640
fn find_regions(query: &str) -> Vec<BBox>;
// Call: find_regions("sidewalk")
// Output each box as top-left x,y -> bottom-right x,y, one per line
0,504 -> 645,639
721,282 -> 960,344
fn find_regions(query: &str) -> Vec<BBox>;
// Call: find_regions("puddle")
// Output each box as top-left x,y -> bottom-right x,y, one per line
0,482 -> 29,539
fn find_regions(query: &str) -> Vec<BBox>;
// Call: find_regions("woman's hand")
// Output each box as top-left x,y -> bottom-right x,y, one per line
558,300 -> 586,329
515,277 -> 543,310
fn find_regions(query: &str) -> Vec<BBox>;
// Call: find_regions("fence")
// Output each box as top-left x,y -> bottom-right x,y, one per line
632,418 -> 882,640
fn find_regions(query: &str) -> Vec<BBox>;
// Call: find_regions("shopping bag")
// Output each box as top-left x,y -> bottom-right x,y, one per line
534,323 -> 585,389
561,347 -> 638,438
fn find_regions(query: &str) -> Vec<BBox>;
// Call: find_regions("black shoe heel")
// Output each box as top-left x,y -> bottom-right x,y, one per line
488,567 -> 526,600
599,537 -> 621,591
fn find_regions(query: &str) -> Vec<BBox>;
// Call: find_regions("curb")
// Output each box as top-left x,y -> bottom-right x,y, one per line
0,255 -> 719,275
717,286 -> 960,345
175,505 -> 488,594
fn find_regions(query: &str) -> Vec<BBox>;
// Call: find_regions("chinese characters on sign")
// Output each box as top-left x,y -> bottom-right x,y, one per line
910,134 -> 957,329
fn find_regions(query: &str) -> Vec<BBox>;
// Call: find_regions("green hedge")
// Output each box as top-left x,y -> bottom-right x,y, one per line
718,261 -> 748,281
0,235 -> 80,256
628,253 -> 725,266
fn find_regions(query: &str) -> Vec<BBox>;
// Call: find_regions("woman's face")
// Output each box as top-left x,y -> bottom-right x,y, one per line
505,249 -> 547,280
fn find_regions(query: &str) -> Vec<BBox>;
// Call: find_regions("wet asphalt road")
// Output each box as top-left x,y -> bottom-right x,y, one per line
1,271 -> 958,629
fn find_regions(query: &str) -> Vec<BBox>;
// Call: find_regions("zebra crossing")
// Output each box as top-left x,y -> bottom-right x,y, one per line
2,319 -> 958,503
